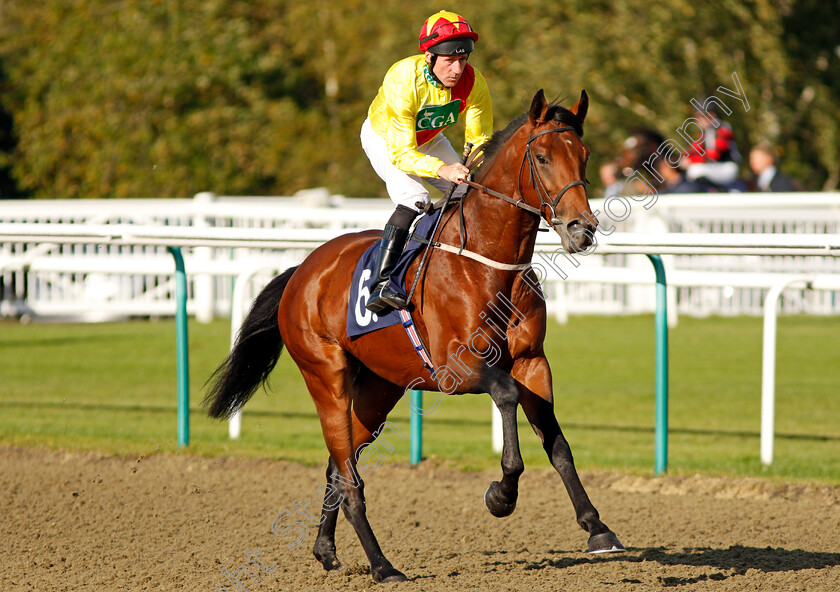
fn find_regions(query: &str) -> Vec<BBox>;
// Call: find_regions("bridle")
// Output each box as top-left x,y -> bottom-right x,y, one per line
408,124 -> 590,302
463,125 -> 587,227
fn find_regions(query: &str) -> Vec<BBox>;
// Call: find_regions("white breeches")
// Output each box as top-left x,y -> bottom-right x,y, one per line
685,161 -> 739,186
360,118 -> 467,211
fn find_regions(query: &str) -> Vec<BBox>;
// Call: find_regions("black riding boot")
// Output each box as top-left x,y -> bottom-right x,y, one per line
366,224 -> 411,313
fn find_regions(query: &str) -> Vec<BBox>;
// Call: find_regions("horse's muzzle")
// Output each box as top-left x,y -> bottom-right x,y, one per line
554,218 -> 598,253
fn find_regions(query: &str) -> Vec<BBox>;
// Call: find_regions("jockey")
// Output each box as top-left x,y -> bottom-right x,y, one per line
361,10 -> 493,313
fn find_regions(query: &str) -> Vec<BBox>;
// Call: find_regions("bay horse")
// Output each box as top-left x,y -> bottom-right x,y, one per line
204,89 -> 624,583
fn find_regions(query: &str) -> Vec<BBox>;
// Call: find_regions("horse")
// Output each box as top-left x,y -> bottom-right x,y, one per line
204,89 -> 624,583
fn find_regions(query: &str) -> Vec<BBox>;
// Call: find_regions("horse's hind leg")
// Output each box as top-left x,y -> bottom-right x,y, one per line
313,372 -> 405,573
300,360 -> 406,583
514,356 -> 624,553
312,457 -> 342,571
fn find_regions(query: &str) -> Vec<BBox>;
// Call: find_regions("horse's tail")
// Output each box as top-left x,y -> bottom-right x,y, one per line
203,266 -> 299,420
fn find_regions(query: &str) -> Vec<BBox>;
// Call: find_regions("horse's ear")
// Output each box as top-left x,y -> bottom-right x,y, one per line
570,89 -> 589,125
528,89 -> 548,126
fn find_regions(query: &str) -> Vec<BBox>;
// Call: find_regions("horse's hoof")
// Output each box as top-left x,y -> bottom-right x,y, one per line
587,531 -> 625,554
374,567 -> 408,583
484,481 -> 517,518
313,543 -> 343,571
320,557 -> 344,571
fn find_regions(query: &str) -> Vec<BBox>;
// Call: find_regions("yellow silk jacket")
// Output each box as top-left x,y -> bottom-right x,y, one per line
368,55 -> 493,178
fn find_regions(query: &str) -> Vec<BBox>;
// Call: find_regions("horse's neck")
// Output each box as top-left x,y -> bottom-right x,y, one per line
438,157 -> 540,267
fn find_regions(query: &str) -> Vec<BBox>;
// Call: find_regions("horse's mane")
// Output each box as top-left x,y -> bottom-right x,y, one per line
477,100 -> 584,178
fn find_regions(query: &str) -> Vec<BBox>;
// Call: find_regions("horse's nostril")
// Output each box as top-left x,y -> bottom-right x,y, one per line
568,217 -> 598,235
565,219 -> 597,251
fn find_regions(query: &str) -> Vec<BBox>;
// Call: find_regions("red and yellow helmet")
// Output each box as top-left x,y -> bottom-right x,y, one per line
418,10 -> 478,55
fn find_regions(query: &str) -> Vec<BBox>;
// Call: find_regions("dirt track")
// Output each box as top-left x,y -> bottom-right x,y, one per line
2,446 -> 839,591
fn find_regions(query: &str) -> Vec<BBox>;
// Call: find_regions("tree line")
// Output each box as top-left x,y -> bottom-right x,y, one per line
0,0 -> 837,199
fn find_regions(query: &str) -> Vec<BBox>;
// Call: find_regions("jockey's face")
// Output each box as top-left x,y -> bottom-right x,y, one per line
425,52 -> 469,88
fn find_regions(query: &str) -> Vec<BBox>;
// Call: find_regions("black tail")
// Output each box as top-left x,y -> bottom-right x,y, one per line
203,266 -> 299,419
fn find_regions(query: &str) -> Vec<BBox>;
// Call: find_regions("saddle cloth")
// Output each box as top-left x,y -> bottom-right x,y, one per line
346,209 -> 441,338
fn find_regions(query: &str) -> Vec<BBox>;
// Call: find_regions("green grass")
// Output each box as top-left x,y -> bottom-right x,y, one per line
1,314 -> 838,483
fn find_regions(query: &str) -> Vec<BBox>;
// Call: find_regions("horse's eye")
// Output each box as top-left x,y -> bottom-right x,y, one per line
536,154 -> 548,165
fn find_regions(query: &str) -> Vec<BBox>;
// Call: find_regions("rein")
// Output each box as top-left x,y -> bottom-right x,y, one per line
409,125 -> 589,281
462,178 -> 541,216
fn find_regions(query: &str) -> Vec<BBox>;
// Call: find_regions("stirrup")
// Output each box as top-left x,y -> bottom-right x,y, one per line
366,283 -> 407,313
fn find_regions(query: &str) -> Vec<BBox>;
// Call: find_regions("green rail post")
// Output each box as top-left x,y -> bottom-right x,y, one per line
168,247 -> 190,448
646,254 -> 669,475
409,390 -> 423,464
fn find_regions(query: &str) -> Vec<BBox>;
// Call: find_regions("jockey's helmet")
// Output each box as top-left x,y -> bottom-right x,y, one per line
418,10 -> 478,55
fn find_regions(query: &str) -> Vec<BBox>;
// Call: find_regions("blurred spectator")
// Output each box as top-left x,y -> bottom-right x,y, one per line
599,162 -> 624,196
658,159 -> 709,194
749,144 -> 803,192
600,128 -> 668,196
682,101 -> 743,191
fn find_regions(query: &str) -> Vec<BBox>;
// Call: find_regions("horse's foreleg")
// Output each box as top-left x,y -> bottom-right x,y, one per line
483,369 -> 525,518
513,356 -> 624,553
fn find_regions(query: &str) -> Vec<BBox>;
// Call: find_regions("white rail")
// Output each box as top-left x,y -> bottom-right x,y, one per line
2,220 -> 838,465
3,191 -> 840,319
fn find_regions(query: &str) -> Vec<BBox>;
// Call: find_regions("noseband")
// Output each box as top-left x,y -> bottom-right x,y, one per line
464,125 -> 587,225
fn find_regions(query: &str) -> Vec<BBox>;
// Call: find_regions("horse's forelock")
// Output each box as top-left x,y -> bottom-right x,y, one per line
545,104 -> 584,138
